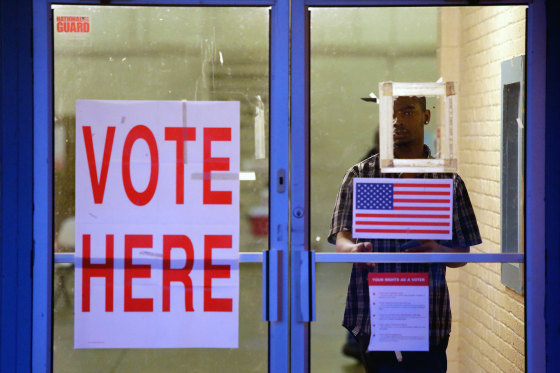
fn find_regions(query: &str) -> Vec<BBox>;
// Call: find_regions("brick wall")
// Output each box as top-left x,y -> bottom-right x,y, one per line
439,6 -> 526,373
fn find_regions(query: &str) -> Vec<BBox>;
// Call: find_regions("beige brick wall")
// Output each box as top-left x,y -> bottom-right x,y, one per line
439,6 -> 526,373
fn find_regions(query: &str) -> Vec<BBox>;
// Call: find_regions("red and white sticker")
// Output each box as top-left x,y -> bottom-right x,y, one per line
368,272 -> 429,352
56,16 -> 90,33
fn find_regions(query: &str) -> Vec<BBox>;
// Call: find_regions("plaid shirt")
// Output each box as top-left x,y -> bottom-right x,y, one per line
328,147 -> 481,347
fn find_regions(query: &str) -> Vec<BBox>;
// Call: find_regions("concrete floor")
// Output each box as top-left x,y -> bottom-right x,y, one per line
53,262 -> 363,372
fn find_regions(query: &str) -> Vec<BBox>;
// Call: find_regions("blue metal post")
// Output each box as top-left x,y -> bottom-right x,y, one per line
1,1 -> 34,372
291,0 -> 310,371
526,1 -> 547,372
544,1 -> 560,372
270,1 -> 291,371
32,1 -> 54,372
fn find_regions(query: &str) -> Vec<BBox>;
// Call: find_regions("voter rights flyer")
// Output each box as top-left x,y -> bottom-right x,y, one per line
368,272 -> 429,352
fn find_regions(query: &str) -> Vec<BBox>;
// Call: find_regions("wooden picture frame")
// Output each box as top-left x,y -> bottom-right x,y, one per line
379,81 -> 458,173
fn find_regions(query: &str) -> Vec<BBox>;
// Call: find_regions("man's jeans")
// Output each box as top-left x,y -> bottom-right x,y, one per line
357,334 -> 449,373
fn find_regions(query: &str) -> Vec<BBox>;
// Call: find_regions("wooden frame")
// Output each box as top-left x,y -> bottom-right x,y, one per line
379,81 -> 458,173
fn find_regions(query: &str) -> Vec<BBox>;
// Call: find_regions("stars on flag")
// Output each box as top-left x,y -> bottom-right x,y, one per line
356,183 -> 393,210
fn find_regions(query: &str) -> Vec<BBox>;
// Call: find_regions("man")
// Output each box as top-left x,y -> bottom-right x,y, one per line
329,96 -> 481,372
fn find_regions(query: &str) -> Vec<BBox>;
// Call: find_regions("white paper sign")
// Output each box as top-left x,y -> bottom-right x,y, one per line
74,100 -> 240,348
368,273 -> 429,352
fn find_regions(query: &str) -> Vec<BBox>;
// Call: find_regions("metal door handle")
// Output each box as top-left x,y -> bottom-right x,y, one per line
263,250 -> 282,322
297,250 -> 315,322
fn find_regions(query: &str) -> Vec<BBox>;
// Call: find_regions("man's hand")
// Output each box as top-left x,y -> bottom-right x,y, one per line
404,240 -> 469,268
351,241 -> 373,253
335,231 -> 375,268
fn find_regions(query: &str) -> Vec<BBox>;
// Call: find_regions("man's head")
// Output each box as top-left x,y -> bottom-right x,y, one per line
392,96 -> 430,149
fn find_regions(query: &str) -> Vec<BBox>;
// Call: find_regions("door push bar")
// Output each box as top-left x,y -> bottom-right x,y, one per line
262,250 -> 282,322
293,251 -> 524,324
297,250 -> 316,323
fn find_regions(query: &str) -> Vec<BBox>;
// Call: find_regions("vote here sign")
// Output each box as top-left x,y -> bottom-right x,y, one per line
74,100 -> 239,348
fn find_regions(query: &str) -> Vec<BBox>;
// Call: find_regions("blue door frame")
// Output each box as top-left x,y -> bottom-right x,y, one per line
0,0 -> 556,372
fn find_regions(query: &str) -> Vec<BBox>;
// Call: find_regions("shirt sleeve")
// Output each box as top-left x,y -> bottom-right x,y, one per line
450,174 -> 482,247
328,167 -> 358,244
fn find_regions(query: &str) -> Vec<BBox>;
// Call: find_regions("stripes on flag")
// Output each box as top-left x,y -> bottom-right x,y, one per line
352,178 -> 453,240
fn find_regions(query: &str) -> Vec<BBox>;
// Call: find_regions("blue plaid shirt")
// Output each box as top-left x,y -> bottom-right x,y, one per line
329,149 -> 481,347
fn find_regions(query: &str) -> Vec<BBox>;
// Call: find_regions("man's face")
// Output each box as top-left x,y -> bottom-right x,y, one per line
392,96 -> 430,146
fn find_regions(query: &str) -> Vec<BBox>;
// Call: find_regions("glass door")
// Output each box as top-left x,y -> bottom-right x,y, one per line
291,2 -> 532,372
34,1 -> 289,372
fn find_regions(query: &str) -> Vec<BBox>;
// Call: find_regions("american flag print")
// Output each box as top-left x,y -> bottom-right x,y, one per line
352,178 -> 453,240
